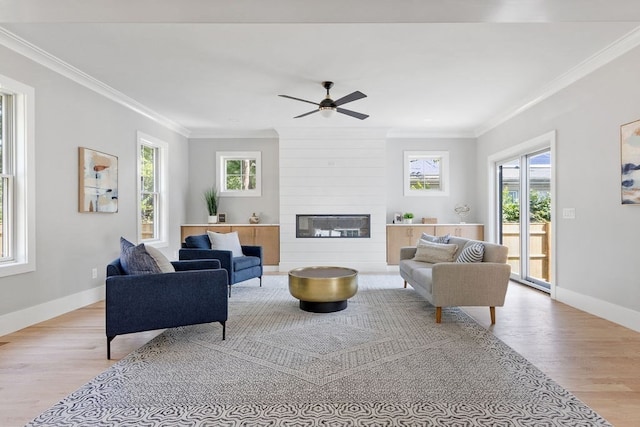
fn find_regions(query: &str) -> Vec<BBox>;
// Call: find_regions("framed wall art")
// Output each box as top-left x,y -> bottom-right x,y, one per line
217,213 -> 227,223
78,147 -> 118,213
621,119 -> 640,204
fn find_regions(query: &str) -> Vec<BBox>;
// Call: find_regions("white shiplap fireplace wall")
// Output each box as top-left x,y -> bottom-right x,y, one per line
277,128 -> 388,272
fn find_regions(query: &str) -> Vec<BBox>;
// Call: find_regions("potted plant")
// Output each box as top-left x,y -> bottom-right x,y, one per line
204,187 -> 219,223
403,212 -> 414,224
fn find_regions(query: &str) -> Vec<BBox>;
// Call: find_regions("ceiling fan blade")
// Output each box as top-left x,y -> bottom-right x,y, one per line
278,94 -> 320,106
294,109 -> 319,118
337,107 -> 369,120
334,91 -> 367,106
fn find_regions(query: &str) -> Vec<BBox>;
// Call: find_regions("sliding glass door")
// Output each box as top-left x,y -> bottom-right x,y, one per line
498,149 -> 551,291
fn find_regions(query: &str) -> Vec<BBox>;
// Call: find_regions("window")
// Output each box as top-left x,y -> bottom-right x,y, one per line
137,132 -> 167,244
0,93 -> 12,259
404,151 -> 449,196
0,74 -> 35,277
217,151 -> 262,197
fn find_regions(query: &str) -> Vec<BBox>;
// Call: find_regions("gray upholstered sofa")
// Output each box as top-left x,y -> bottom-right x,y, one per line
399,236 -> 511,324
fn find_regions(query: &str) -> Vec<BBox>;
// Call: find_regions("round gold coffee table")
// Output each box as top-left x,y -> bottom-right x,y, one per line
288,266 -> 358,313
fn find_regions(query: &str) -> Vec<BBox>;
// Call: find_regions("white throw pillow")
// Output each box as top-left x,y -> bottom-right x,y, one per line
413,240 -> 459,263
144,245 -> 176,273
420,233 -> 451,244
207,231 -> 244,258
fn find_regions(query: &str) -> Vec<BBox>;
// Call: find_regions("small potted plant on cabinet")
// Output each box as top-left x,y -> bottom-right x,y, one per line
204,187 -> 219,223
403,212 -> 414,224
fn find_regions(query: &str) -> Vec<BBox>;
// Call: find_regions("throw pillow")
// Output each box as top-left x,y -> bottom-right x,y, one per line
456,242 -> 485,263
144,245 -> 175,273
413,240 -> 459,263
119,237 -> 162,275
184,234 -> 211,249
420,233 -> 450,244
207,231 -> 244,258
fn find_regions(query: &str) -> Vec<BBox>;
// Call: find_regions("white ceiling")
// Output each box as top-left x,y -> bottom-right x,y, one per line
1,0 -> 640,137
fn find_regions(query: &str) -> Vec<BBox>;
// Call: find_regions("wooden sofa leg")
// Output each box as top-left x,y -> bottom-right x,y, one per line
490,306 -> 496,324
403,280 -> 407,288
435,307 -> 442,323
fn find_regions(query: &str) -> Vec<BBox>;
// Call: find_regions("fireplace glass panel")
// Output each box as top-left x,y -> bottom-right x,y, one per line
296,214 -> 370,238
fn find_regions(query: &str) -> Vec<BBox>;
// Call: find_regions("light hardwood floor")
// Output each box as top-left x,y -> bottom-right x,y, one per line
1,280 -> 639,427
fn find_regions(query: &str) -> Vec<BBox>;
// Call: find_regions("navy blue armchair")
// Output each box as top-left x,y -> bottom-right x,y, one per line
179,234 -> 263,297
105,258 -> 228,359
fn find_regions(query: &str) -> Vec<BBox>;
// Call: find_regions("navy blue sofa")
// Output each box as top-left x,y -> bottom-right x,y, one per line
105,258 -> 228,359
179,233 -> 263,297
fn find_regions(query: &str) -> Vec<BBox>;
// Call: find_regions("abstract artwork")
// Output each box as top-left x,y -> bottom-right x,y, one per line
78,147 -> 118,213
621,119 -> 640,204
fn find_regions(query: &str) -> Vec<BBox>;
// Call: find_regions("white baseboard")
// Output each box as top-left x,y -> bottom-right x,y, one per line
0,285 -> 105,337
555,286 -> 640,333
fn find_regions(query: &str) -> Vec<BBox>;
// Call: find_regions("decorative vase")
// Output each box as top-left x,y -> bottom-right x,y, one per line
208,215 -> 218,224
403,218 -> 413,224
249,213 -> 260,224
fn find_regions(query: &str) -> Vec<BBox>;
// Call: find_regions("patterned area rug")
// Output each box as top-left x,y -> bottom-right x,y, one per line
27,275 -> 611,426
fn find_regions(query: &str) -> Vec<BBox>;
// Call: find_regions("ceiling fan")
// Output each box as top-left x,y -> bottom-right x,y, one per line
279,81 -> 369,120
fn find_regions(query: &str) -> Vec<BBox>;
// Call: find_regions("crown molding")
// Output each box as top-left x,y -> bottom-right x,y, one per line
275,126 -> 390,140
386,128 -> 476,139
0,26 -> 191,138
476,25 -> 640,137
188,129 -> 279,139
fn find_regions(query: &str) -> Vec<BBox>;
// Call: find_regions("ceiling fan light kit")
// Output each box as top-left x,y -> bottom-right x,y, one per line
279,81 -> 369,120
319,106 -> 336,118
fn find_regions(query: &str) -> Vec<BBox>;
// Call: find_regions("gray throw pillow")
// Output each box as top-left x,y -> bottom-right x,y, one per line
119,237 -> 162,275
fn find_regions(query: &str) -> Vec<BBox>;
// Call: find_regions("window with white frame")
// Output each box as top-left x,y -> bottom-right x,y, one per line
216,151 -> 262,197
0,93 -> 13,260
0,74 -> 35,277
137,132 -> 168,244
404,151 -> 450,196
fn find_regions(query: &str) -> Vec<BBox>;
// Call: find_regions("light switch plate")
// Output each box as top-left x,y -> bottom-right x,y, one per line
562,208 -> 576,219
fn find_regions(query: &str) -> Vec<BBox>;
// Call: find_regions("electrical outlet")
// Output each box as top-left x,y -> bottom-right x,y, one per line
92,268 -> 98,279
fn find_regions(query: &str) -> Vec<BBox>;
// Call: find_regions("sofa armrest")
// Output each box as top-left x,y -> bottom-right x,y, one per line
179,248 -> 234,283
431,262 -> 511,307
400,246 -> 417,260
171,259 -> 221,271
242,245 -> 263,260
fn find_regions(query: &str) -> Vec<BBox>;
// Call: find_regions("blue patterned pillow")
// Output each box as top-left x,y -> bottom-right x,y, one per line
119,237 -> 162,275
420,233 -> 450,244
456,242 -> 485,263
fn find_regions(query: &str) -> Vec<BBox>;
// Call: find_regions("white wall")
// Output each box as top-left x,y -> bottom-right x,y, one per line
277,128 -> 387,271
386,137 -> 478,224
185,133 -> 480,272
476,45 -> 640,331
0,45 -> 189,336
186,138 -> 280,225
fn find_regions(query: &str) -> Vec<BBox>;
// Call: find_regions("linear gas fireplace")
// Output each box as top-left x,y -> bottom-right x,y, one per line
296,214 -> 370,238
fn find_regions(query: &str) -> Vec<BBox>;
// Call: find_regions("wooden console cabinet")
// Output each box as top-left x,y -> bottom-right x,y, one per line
386,224 -> 484,265
181,224 -> 280,265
